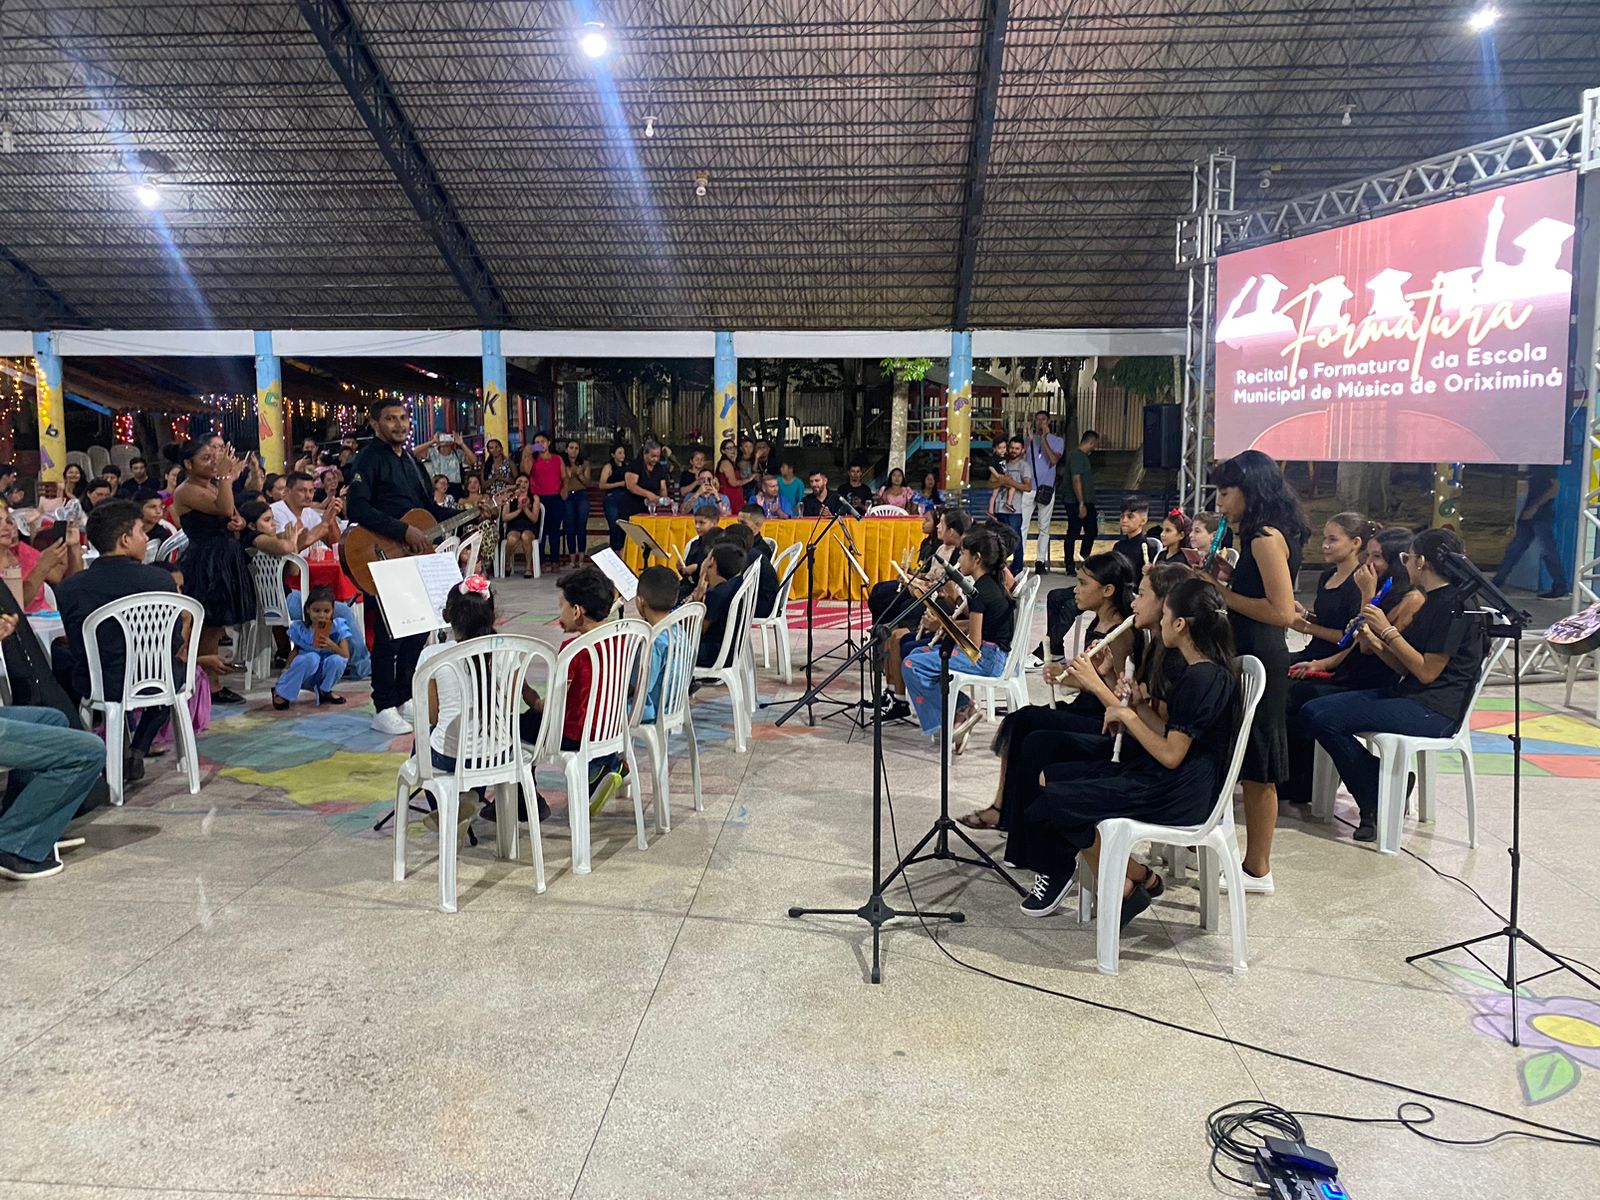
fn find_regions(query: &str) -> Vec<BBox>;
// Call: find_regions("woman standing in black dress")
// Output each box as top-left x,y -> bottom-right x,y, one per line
1208,450 -> 1309,892
168,439 -> 255,704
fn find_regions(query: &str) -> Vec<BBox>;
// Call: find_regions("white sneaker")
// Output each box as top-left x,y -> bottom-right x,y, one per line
1219,869 -> 1274,895
401,699 -> 415,721
371,708 -> 410,736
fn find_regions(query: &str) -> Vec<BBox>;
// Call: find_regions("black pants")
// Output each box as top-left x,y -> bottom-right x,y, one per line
997,709 -> 1112,869
1283,676 -> 1341,802
1064,501 -> 1098,568
869,581 -> 925,630
370,603 -> 428,715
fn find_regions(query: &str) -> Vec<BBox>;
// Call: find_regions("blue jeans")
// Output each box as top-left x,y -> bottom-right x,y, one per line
604,492 -> 625,553
538,493 -> 564,560
564,490 -> 590,557
1493,512 -> 1564,592
997,512 -> 1024,571
1301,688 -> 1458,819
903,641 -> 1008,735
0,707 -> 105,862
287,594 -> 370,680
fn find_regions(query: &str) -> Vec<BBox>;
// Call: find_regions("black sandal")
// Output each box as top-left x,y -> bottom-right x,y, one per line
319,691 -> 346,706
956,805 -> 1003,831
1120,879 -> 1154,929
1136,863 -> 1165,899
271,694 -> 290,711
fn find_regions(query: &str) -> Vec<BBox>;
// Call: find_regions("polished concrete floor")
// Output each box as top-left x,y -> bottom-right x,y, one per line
4,574 -> 1600,1200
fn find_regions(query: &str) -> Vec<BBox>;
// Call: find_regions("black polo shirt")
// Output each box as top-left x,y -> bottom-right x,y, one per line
56,555 -> 181,702
346,439 -> 446,542
1393,584 -> 1486,725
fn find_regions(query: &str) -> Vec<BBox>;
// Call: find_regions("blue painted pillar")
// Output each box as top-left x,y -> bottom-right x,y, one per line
482,330 -> 508,455
944,330 -> 973,495
31,332 -> 67,482
714,331 -> 737,452
254,330 -> 285,472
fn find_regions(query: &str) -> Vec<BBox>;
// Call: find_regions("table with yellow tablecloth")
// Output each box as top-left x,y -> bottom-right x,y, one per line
619,515 -> 925,601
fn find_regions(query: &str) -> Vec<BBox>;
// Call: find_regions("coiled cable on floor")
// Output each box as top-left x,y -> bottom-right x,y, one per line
869,753 -> 1600,1180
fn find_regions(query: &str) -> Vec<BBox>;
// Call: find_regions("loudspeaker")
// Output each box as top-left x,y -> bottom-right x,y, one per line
1142,404 -> 1182,470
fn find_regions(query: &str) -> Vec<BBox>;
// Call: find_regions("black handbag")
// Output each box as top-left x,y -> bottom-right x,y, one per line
1029,439 -> 1054,507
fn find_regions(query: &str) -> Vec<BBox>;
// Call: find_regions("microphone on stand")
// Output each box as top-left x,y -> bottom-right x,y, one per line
937,556 -> 976,599
834,495 -> 861,520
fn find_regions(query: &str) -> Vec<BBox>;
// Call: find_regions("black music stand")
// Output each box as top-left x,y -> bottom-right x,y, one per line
779,508 -> 865,726
1406,552 -> 1599,1038
618,518 -> 674,568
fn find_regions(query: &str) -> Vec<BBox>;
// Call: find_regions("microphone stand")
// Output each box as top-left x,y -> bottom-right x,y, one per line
786,578 -> 967,983
1406,552 -> 1599,1038
777,498 -> 864,727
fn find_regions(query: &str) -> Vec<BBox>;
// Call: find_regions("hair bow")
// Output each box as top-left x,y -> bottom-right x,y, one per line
459,574 -> 491,596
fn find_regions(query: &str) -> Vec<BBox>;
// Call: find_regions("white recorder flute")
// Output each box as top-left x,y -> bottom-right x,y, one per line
1110,657 -> 1135,763
1088,613 -> 1136,660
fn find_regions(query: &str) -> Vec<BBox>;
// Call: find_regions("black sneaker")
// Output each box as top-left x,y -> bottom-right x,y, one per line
1020,871 -> 1071,917
0,849 -> 65,881
214,686 -> 247,704
124,753 -> 146,784
884,698 -> 912,722
1036,564 -> 1051,575
1353,818 -> 1378,843
1538,589 -> 1571,600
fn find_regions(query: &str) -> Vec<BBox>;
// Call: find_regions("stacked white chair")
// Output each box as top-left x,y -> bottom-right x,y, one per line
81,594 -> 206,806
631,603 -> 706,833
240,550 -> 309,690
1078,655 -> 1265,975
944,573 -> 1043,746
692,562 -> 761,753
530,618 -> 652,875
1311,639 -> 1507,854
457,529 -> 484,579
393,634 -> 555,912
866,503 -> 909,518
753,540 -> 803,683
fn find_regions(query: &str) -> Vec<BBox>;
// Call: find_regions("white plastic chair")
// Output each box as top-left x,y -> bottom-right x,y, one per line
531,619 -> 652,875
457,529 -> 484,579
944,574 -> 1043,749
87,445 -> 111,475
66,450 -> 92,478
82,593 -> 206,806
866,503 -> 910,518
1078,655 -> 1265,975
753,541 -> 803,683
494,504 -> 543,578
631,603 -> 705,834
1311,639 -> 1507,854
393,634 -> 555,912
240,550 -> 309,690
693,562 -> 761,754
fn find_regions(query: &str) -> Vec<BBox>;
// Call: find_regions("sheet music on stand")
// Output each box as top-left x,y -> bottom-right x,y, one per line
590,547 -> 638,602
840,544 -> 870,594
368,552 -> 463,639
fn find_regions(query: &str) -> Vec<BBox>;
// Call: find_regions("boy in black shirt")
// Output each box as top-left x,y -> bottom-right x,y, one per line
693,541 -> 749,669
1109,495 -> 1159,579
1302,528 -> 1488,845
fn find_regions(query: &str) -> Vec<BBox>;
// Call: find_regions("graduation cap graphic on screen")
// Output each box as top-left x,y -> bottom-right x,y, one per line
1476,197 -> 1574,303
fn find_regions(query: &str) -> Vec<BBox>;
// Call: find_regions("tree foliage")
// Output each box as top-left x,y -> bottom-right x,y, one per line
880,356 -> 934,383
1093,356 -> 1177,402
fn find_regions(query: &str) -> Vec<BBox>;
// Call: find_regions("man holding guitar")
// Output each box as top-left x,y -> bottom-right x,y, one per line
347,398 -> 490,736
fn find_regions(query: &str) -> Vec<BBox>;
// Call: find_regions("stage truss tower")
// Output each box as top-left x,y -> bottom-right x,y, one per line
1175,91 -> 1600,621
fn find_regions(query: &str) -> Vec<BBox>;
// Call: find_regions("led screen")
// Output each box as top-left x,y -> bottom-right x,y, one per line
1213,171 -> 1576,463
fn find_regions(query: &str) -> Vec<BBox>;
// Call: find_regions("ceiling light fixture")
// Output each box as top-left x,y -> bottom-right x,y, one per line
1340,103 -> 1354,127
694,171 -> 709,198
579,21 -> 608,58
0,112 -> 13,154
135,181 -> 161,207
1467,4 -> 1500,31
644,114 -> 657,138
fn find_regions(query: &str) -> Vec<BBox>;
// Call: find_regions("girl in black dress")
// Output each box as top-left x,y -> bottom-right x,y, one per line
957,551 -> 1136,831
1283,526 -> 1425,800
1209,449 -> 1309,892
1018,576 -> 1241,921
169,439 -> 255,704
1290,512 -> 1374,662
1156,508 -> 1195,564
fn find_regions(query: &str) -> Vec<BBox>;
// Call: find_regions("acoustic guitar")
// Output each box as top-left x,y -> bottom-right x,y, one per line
340,505 -> 491,596
1545,601 -> 1600,657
